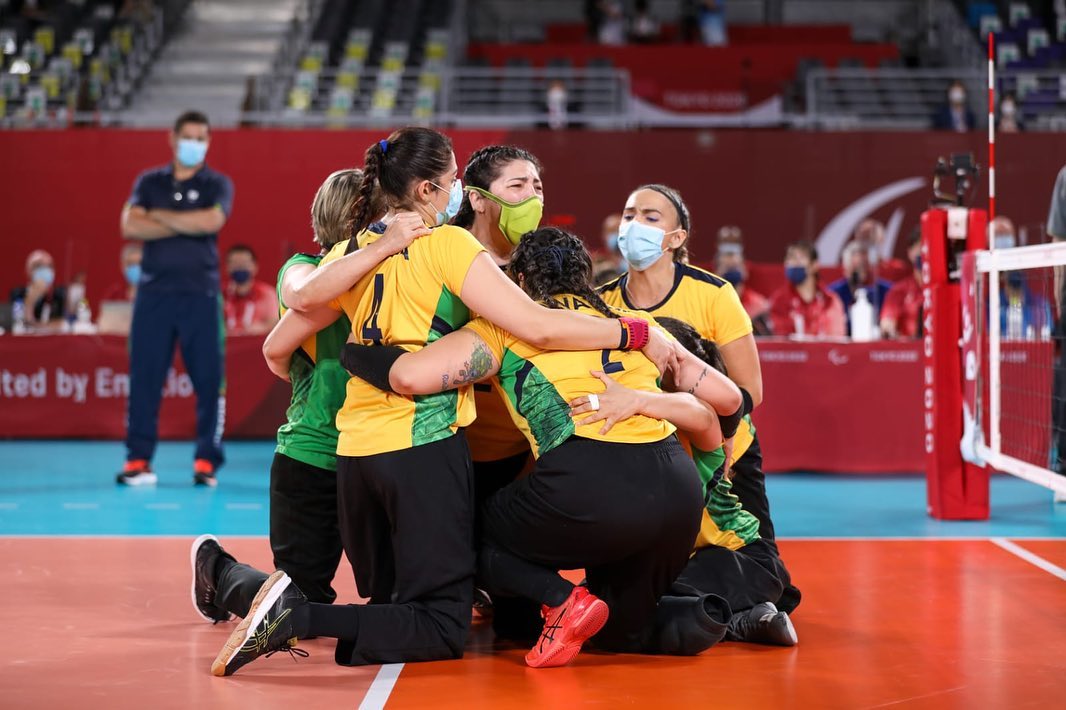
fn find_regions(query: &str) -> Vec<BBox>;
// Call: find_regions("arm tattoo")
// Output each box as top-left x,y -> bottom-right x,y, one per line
453,338 -> 494,387
686,366 -> 709,395
441,373 -> 450,390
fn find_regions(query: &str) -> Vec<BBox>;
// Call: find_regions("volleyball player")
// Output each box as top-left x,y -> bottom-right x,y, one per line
570,316 -> 797,646
599,184 -> 801,613
190,169 -> 430,622
340,227 -> 744,667
213,128 -> 674,676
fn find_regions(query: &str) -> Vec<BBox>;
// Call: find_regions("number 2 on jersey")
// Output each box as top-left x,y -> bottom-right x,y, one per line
601,348 -> 624,374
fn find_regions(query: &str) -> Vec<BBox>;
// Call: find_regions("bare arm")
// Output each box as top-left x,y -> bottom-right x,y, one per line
262,306 -> 342,380
121,205 -> 177,240
283,213 -> 432,312
718,333 -> 763,408
459,254 -> 676,371
149,207 -> 226,235
387,329 -> 501,395
671,342 -> 743,415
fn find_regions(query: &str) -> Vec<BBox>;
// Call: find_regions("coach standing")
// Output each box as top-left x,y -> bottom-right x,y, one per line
116,110 -> 234,487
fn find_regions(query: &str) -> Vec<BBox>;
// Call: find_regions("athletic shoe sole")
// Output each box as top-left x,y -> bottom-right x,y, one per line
193,474 -> 217,488
117,472 -> 157,486
526,597 -> 609,669
776,612 -> 799,646
211,570 -> 291,677
190,534 -> 232,624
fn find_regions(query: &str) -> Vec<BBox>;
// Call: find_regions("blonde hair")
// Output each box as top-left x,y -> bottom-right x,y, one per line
311,169 -> 372,249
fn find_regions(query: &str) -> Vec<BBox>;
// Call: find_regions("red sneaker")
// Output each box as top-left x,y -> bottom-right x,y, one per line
193,458 -> 217,487
525,586 -> 609,668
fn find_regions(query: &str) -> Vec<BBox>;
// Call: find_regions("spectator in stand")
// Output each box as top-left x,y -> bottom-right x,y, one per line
223,244 -> 278,336
990,215 -> 1018,250
698,0 -> 727,46
584,0 -> 603,41
10,249 -> 67,327
597,0 -> 627,45
999,93 -> 1024,133
715,225 -> 771,335
545,80 -> 569,130
594,212 -> 627,285
102,241 -> 144,302
880,229 -> 923,339
769,241 -> 846,338
829,238 -> 893,336
932,80 -> 976,132
630,0 -> 660,43
994,216 -> 1051,339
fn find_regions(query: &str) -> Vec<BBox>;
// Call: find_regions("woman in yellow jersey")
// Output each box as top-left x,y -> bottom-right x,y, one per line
598,184 -> 801,613
571,317 -> 798,647
342,228 -> 744,668
194,170 -> 432,638
216,129 -> 675,677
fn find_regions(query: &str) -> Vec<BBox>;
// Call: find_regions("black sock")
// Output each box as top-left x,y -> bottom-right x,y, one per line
305,602 -> 359,642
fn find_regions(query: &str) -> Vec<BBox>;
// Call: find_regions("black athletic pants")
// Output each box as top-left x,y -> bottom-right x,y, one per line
671,539 -> 788,613
478,436 -> 704,653
328,433 -> 476,665
730,434 -> 802,613
215,452 -> 344,618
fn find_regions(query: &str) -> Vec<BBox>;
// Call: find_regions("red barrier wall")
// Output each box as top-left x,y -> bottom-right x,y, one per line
0,129 -> 1062,309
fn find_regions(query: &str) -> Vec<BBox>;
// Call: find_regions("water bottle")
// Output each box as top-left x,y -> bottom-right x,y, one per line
72,299 -> 95,334
11,298 -> 26,335
850,288 -> 876,341
1006,299 -> 1023,340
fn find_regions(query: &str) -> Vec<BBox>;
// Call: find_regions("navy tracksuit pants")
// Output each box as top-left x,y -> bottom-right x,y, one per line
125,290 -> 226,468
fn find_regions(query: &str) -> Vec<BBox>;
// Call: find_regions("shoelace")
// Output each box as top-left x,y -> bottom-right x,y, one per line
265,644 -> 309,663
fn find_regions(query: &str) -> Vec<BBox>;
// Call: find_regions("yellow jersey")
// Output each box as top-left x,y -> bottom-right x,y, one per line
463,295 -> 675,458
467,384 -> 531,462
600,263 -> 755,460
323,224 -> 485,457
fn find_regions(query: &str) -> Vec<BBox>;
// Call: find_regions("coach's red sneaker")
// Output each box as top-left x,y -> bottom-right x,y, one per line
116,459 -> 156,486
193,459 -> 218,487
525,586 -> 609,668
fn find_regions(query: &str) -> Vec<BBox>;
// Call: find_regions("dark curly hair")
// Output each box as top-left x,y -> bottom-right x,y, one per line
452,144 -> 543,230
348,126 -> 454,242
508,227 -> 619,319
635,183 -> 692,264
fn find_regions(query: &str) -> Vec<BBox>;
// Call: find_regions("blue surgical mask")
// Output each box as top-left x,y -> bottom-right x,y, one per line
32,265 -> 55,287
124,264 -> 141,286
722,268 -> 744,287
994,233 -> 1016,249
430,178 -> 464,226
785,265 -> 808,286
176,138 -> 208,167
618,220 -> 675,271
230,269 -> 252,285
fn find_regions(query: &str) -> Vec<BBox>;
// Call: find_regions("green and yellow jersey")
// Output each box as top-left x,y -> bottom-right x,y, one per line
464,294 -> 675,459
691,444 -> 761,552
600,262 -> 756,461
322,224 -> 485,457
273,253 -> 352,471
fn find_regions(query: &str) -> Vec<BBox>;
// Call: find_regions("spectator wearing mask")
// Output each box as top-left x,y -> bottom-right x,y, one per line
10,249 -> 67,326
630,0 -> 660,43
829,240 -> 893,336
597,0 -> 626,45
545,80 -> 569,130
594,212 -> 626,285
715,225 -> 770,335
769,241 -> 845,338
103,241 -> 144,302
999,93 -> 1023,133
880,230 -> 923,339
994,216 -> 1052,339
223,244 -> 278,336
933,80 -> 976,132
699,0 -> 727,46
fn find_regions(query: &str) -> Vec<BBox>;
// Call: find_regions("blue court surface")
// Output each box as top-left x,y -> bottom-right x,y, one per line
0,440 -> 1063,539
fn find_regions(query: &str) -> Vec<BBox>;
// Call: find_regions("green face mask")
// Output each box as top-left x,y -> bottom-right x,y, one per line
467,186 -> 544,245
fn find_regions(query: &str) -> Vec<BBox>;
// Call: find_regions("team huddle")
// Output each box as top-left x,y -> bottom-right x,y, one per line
189,126 -> 801,674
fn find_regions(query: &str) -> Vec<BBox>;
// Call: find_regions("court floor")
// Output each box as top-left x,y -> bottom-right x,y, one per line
2,441 -> 1064,709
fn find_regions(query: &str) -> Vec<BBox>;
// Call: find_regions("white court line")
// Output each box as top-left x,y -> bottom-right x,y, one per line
990,538 -> 1066,581
61,502 -> 100,510
0,503 -> 18,510
360,663 -> 404,710
223,503 -> 262,511
144,503 -> 181,511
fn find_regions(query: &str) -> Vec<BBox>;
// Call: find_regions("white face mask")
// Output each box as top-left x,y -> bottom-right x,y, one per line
949,88 -> 966,104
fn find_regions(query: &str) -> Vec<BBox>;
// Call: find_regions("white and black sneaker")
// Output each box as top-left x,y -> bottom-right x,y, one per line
190,534 -> 234,624
726,602 -> 798,646
212,571 -> 309,677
